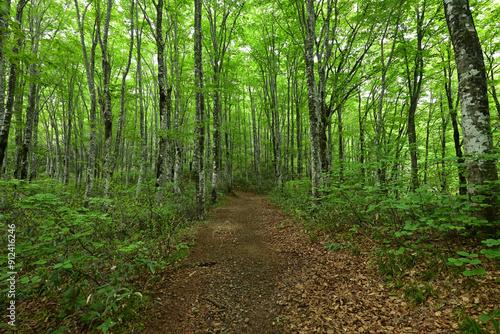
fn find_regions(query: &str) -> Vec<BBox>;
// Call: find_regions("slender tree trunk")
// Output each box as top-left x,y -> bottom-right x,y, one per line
338,106 -> 344,183
296,88 -> 303,178
375,3 -> 400,185
211,73 -> 221,203
153,0 -> 171,203
194,0 -> 206,217
442,43 -> 467,196
0,0 -> 28,172
405,4 -> 426,192
270,74 -> 282,190
30,91 -> 40,181
440,100 -> 449,191
172,18 -> 183,194
75,0 -> 99,201
135,9 -> 147,199
224,98 -> 233,193
14,80 -> 25,179
249,86 -> 261,189
113,0 -> 134,178
304,0 -> 322,200
64,77 -> 76,185
0,0 -> 10,137
98,0 -> 113,197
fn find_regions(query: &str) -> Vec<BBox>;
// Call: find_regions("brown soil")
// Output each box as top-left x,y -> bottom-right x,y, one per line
143,192 -> 500,334
144,192 -> 287,333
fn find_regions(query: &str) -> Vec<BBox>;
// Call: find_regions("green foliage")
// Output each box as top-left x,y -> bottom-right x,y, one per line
447,251 -> 486,277
325,241 -> 342,252
376,247 -> 417,278
475,305 -> 500,334
403,283 -> 435,305
459,316 -> 489,334
0,179 -> 195,332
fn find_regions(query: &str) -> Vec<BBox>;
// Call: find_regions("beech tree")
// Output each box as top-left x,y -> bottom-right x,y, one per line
1,0 -> 499,228
194,0 -> 206,216
0,0 -> 29,172
204,0 -> 244,203
443,0 -> 499,223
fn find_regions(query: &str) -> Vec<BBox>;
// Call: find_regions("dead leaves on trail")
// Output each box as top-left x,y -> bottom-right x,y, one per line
144,194 -> 498,333
260,202 -> 499,333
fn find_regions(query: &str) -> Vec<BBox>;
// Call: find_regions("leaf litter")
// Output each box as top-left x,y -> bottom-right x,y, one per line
143,192 -> 499,333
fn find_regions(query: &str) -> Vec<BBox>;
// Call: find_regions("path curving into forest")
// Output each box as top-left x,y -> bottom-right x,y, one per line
144,192 -> 481,333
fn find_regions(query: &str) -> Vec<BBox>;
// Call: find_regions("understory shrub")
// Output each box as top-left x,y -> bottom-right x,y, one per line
0,178 -> 196,332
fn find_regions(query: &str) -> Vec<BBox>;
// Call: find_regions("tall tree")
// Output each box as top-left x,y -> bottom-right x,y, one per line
97,0 -> 113,197
303,0 -> 323,201
75,0 -> 99,200
194,0 -> 206,216
443,0 -> 499,223
113,0 -> 135,181
0,0 -> 28,173
204,0 -> 244,203
402,0 -> 428,191
135,2 -> 147,199
441,41 -> 467,195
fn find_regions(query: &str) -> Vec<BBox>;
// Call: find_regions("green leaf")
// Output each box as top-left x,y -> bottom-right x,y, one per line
395,247 -> 405,255
447,258 -> 462,266
482,239 -> 500,247
469,259 -> 481,265
462,270 -> 474,276
480,248 -> 500,259
457,251 -> 469,257
148,261 -> 156,275
478,314 -> 492,323
472,268 -> 486,275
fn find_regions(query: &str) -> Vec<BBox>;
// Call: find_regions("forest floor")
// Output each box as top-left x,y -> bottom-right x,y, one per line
143,192 -> 499,334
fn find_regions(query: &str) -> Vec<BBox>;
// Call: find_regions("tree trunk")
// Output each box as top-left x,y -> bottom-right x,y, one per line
114,0 -> 134,178
0,0 -> 28,172
135,5 -> 147,199
304,0 -> 323,201
405,4 -> 426,192
194,0 -> 206,217
153,0 -> 171,203
249,86 -> 261,189
75,0 -> 98,201
98,0 -> 113,197
442,43 -> 467,196
444,0 -> 499,224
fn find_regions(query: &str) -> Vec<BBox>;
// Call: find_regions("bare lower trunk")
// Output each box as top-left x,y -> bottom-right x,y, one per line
444,0 -> 499,223
304,0 -> 322,201
75,0 -> 98,201
0,1 -> 27,171
194,0 -> 206,217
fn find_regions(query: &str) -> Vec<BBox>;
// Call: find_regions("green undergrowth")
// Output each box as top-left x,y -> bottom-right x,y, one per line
272,176 -> 500,333
0,178 -> 202,333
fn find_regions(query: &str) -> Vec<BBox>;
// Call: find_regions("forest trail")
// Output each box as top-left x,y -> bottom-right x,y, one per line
144,192 -> 469,333
144,192 -> 287,333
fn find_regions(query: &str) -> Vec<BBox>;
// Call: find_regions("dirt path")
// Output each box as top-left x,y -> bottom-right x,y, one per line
144,192 -> 497,333
145,192 -> 289,333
